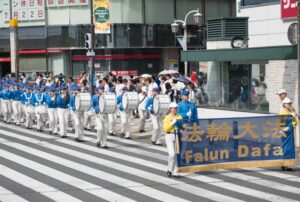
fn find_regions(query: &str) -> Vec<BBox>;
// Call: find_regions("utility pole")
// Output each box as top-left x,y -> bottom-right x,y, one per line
9,0 -> 19,80
88,0 -> 96,94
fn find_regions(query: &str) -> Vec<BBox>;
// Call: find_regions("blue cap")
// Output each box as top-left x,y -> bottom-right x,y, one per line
152,87 -> 160,92
181,90 -> 189,96
84,86 -> 89,91
109,87 -> 115,92
3,84 -> 9,88
44,86 -> 50,91
27,86 -> 33,91
50,87 -> 56,92
99,85 -> 104,90
35,86 -> 41,91
122,86 -> 129,91
72,85 -> 80,91
58,87 -> 65,91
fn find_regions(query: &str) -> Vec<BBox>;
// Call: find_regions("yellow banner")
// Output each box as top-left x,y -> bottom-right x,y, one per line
93,0 -> 110,34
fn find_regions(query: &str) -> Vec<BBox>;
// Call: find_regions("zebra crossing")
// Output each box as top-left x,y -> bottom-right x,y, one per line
0,122 -> 299,202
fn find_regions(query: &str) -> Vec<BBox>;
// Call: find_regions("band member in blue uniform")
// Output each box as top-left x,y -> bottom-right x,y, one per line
57,87 -> 70,138
93,86 -> 109,148
117,86 -> 131,139
11,83 -> 23,125
22,86 -> 34,129
2,84 -> 12,123
145,87 -> 162,145
32,86 -> 46,132
177,90 -> 198,121
45,87 -> 58,134
69,85 -> 85,142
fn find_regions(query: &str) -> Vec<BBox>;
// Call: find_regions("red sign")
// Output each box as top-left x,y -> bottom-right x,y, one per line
114,70 -> 138,77
281,0 -> 298,19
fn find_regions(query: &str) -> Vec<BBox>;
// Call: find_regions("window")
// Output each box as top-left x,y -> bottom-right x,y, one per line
241,0 -> 279,6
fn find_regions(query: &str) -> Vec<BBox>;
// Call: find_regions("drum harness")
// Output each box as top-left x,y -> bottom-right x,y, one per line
24,92 -> 33,106
138,93 -> 148,109
35,93 -> 44,106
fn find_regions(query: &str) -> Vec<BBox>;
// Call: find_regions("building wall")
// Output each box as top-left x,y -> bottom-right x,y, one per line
237,1 -> 296,47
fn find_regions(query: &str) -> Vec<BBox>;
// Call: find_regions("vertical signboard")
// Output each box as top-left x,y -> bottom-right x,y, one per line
281,0 -> 298,19
93,0 -> 110,34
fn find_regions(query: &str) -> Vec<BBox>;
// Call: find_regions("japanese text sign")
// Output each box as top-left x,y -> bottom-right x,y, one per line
282,0 -> 298,19
176,115 -> 296,172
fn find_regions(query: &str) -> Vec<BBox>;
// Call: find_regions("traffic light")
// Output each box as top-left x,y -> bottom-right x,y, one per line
85,33 -> 92,49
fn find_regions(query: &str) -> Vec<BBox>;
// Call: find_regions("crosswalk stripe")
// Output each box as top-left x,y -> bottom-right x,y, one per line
0,147 -> 136,202
0,136 -> 189,202
0,134 -> 245,202
242,168 -> 300,183
185,174 -> 298,202
0,186 -> 29,202
1,125 -> 299,201
0,164 -> 83,202
215,169 -> 300,195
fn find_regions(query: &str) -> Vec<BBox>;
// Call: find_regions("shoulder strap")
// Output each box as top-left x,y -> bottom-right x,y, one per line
138,93 -> 148,107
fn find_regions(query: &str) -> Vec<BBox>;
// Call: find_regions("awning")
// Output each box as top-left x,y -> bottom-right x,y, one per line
0,57 -> 11,62
181,45 -> 297,62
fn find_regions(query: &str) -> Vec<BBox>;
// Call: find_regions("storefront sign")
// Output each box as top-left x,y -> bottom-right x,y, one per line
176,115 -> 296,173
113,70 -> 138,77
281,0 -> 298,19
46,0 -> 88,7
93,0 -> 110,34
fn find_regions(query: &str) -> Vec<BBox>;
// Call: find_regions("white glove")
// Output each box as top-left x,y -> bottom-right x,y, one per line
51,97 -> 55,101
171,119 -> 177,125
186,111 -> 192,117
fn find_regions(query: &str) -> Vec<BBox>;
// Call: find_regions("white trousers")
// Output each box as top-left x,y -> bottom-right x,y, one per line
57,108 -> 69,137
165,133 -> 178,174
47,108 -> 58,133
73,111 -> 84,140
95,114 -> 108,147
35,108 -> 44,130
120,110 -> 130,137
150,114 -> 162,144
0,98 -> 2,116
12,101 -> 22,125
108,113 -> 116,133
138,109 -> 146,131
2,100 -> 12,123
83,112 -> 92,130
24,105 -> 34,128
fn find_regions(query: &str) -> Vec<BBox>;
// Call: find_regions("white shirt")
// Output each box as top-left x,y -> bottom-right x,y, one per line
104,84 -> 109,92
147,82 -> 158,97
115,84 -> 124,96
138,93 -> 148,110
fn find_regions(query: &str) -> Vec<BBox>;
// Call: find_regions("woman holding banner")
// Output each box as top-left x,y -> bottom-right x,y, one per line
163,102 -> 182,178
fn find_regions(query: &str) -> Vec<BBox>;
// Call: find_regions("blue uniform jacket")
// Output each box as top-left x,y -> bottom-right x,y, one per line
2,90 -> 12,100
117,95 -> 124,112
45,94 -> 57,108
12,89 -> 23,101
21,92 -> 33,105
32,93 -> 45,106
57,94 -> 70,109
69,94 -> 76,112
92,94 -> 100,113
177,101 -> 198,120
145,97 -> 154,114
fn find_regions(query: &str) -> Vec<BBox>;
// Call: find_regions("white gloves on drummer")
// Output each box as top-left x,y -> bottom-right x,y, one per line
171,119 -> 177,125
186,111 -> 192,117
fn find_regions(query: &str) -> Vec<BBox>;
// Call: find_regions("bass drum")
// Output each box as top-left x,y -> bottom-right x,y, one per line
75,93 -> 91,112
122,92 -> 139,110
152,95 -> 171,116
99,93 -> 117,114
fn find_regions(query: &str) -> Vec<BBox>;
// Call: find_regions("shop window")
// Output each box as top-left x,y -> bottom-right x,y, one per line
241,0 -> 279,6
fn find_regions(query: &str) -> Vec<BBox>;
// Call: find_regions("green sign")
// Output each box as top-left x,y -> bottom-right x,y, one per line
94,7 -> 109,23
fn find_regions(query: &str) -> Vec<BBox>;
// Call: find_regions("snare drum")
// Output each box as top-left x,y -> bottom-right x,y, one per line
99,93 -> 117,114
37,105 -> 47,114
122,92 -> 139,110
75,93 -> 91,112
152,95 -> 171,116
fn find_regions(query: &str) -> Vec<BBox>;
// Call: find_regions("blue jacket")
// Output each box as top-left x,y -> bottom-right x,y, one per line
32,93 -> 45,106
57,94 -> 70,109
12,89 -> 23,101
21,92 -> 33,105
117,95 -> 124,112
2,90 -> 12,100
92,94 -> 100,113
45,94 -> 57,108
69,94 -> 76,112
177,101 -> 198,120
145,97 -> 154,114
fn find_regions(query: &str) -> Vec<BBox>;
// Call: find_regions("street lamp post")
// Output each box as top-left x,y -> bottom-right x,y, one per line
171,9 -> 202,77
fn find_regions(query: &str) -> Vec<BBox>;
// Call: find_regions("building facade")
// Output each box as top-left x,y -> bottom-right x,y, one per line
0,0 -> 235,78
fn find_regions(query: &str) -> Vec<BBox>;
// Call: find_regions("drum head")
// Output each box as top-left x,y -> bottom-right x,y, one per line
122,94 -> 128,109
99,94 -> 105,113
153,96 -> 160,114
75,94 -> 81,111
